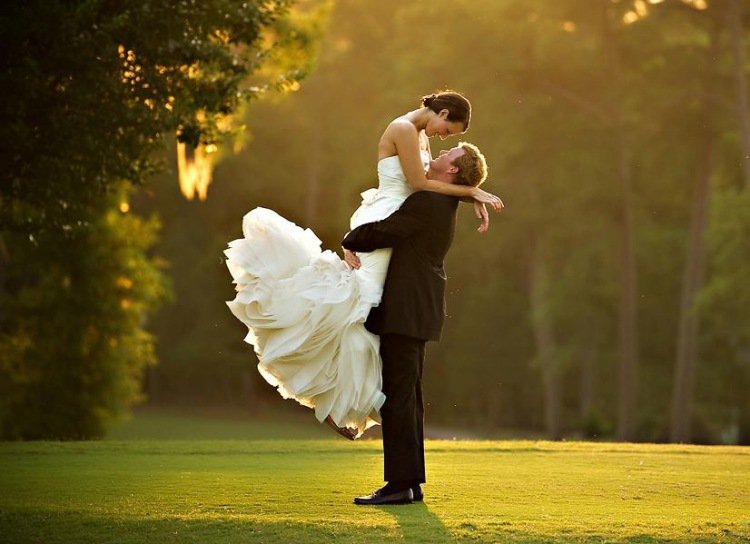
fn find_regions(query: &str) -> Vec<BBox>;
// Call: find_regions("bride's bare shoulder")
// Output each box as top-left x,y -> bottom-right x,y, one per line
379,116 -> 419,157
384,116 -> 417,136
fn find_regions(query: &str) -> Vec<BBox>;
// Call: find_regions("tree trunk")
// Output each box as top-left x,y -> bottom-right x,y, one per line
601,4 -> 640,442
670,142 -> 715,442
669,24 -> 720,443
579,347 -> 596,420
145,365 -> 161,403
724,0 -> 750,444
240,368 -> 257,409
739,374 -> 750,445
0,234 -> 8,327
616,140 -> 639,442
529,239 -> 563,440
727,0 -> 750,187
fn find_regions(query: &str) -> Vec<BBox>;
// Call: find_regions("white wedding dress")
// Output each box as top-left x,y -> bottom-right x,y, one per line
225,150 -> 431,436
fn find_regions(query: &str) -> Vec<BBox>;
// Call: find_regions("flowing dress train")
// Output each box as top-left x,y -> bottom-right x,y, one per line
225,151 -> 430,436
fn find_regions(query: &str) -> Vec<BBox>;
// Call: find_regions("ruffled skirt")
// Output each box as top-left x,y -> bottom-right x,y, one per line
225,207 -> 390,436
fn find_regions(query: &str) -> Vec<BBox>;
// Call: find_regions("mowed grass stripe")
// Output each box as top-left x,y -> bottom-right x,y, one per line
1,440 -> 749,543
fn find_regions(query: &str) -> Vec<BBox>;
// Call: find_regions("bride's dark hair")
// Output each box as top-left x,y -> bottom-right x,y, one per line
421,90 -> 471,130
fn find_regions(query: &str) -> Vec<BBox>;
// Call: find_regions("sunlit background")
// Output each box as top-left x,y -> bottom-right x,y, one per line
2,0 -> 749,445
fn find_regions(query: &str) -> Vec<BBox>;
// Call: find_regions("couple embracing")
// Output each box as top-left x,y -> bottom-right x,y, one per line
225,91 -> 502,505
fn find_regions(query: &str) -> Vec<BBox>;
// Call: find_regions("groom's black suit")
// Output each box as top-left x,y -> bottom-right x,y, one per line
342,190 -> 458,485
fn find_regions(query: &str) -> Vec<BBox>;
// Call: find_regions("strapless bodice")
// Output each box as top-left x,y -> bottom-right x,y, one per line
374,150 -> 431,200
349,150 -> 431,231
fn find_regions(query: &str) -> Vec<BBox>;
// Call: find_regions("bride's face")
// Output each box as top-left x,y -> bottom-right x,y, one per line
426,110 -> 466,140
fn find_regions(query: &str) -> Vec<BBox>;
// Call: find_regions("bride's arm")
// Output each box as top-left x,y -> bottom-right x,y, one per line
390,123 -> 502,209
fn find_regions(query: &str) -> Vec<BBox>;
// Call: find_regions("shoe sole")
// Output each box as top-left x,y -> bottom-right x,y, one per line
354,501 -> 414,506
353,500 -> 414,505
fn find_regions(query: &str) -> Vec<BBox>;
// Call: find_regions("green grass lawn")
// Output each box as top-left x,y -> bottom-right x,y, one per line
1,413 -> 749,543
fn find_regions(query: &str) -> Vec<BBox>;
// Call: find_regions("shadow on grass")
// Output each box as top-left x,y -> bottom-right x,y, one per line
378,501 -> 452,543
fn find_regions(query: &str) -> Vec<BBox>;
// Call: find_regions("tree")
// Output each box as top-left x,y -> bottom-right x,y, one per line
0,188 -> 169,439
695,0 -> 750,444
669,13 -> 721,443
0,0 -> 320,438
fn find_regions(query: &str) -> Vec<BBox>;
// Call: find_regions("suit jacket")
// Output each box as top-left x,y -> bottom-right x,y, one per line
342,190 -> 459,342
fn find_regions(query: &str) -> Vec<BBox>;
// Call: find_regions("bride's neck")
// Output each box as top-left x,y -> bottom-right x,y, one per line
404,108 -> 431,132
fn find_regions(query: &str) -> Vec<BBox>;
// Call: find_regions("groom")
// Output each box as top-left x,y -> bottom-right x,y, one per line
342,142 -> 490,505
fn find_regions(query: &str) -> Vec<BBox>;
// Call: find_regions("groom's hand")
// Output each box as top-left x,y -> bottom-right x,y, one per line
474,201 -> 490,233
343,249 -> 361,270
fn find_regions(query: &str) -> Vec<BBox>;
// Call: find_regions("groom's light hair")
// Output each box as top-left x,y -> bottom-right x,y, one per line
452,142 -> 488,187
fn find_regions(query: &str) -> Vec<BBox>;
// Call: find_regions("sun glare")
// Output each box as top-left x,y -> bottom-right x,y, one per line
177,141 -> 215,201
562,21 -> 577,32
623,11 -> 640,24
681,0 -> 708,8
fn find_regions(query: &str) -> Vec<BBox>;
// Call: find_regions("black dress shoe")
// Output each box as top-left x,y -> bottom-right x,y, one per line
412,485 -> 423,502
354,487 -> 414,505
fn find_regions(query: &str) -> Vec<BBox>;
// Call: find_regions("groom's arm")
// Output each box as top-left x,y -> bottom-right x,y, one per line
342,191 -> 432,252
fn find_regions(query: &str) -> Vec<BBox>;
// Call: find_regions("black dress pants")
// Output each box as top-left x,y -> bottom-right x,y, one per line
379,333 -> 426,484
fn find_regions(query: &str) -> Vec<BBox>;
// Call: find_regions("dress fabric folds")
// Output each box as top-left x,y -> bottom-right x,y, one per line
225,151 -> 429,435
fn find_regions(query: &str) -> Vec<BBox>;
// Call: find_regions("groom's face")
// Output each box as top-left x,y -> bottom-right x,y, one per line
429,146 -> 466,182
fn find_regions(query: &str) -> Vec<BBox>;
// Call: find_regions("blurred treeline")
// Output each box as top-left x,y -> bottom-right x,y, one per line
144,0 -> 750,444
2,0 -> 749,445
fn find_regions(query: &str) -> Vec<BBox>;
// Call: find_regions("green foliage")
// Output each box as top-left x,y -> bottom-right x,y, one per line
0,188 -> 169,439
700,189 -> 750,349
0,0 -> 308,233
0,0 -> 323,438
697,188 -> 750,442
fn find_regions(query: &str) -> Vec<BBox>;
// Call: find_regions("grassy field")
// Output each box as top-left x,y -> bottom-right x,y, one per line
1,411 -> 749,543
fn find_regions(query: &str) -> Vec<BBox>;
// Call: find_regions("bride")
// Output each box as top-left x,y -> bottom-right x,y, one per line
225,90 -> 502,438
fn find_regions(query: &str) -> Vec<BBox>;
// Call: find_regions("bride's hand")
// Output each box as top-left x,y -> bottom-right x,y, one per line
343,249 -> 361,270
471,187 -> 504,211
474,201 -> 490,233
